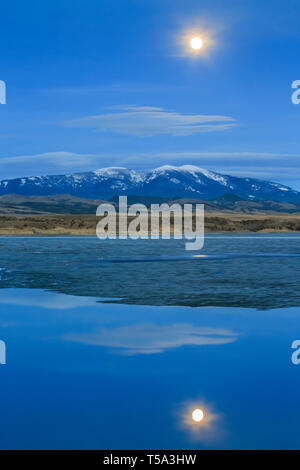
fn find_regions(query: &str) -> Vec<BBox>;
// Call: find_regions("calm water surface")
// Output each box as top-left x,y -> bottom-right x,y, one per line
0,234 -> 300,449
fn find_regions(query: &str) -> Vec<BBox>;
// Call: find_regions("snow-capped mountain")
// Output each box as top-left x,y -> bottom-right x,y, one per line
0,165 -> 300,203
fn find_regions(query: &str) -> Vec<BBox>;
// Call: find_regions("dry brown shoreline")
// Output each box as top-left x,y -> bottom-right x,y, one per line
1,213 -> 300,235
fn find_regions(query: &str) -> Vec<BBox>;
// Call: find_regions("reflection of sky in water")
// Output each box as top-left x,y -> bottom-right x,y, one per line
1,288 -> 300,449
64,324 -> 237,355
0,289 -> 117,309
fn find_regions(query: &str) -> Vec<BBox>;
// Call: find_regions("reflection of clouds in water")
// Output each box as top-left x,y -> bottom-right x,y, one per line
177,399 -> 226,445
0,289 -> 115,310
63,323 -> 237,355
0,321 -> 18,328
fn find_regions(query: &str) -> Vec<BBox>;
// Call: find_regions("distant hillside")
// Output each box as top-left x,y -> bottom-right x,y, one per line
0,194 -> 107,215
1,193 -> 300,215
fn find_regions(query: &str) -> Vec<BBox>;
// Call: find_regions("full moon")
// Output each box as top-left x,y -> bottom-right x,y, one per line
190,37 -> 203,50
192,408 -> 204,422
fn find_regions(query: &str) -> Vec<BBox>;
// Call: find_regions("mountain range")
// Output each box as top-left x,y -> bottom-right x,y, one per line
1,165 -> 300,207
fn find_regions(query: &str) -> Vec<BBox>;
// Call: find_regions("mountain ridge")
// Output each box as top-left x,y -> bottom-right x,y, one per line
1,165 -> 299,204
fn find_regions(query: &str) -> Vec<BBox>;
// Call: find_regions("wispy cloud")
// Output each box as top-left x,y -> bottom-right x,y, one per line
64,105 -> 236,137
0,134 -> 14,139
0,151 -> 96,179
63,323 -> 237,355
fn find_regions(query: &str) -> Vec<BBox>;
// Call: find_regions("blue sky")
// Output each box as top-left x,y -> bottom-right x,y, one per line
1,0 -> 300,188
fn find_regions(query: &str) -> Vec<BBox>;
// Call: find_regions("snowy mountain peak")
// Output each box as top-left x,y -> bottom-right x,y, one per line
0,165 -> 299,204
